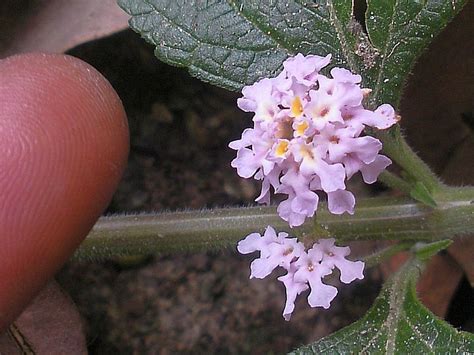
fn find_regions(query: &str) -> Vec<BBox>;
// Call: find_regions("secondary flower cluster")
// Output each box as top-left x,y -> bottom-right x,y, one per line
238,226 -> 364,321
230,53 -> 398,226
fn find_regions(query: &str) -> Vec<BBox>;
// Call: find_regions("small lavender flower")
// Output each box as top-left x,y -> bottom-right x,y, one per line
277,264 -> 309,321
238,227 -> 365,320
230,53 -> 398,226
237,226 -> 304,279
293,247 -> 338,309
315,238 -> 365,284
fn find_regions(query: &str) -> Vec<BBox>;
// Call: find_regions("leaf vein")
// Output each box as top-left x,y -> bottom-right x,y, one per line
142,0 -> 277,52
320,0 -> 358,70
360,326 -> 385,353
225,0 -> 293,55
372,0 -> 399,103
405,316 -> 436,353
384,271 -> 409,355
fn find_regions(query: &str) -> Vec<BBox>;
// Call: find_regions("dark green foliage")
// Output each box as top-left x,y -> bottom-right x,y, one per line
119,0 -> 466,108
291,259 -> 474,354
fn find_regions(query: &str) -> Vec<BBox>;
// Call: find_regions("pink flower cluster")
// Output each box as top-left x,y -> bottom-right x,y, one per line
230,53 -> 398,227
238,226 -> 364,321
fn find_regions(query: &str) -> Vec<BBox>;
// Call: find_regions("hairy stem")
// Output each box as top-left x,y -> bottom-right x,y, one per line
374,126 -> 442,192
73,187 -> 474,261
363,241 -> 414,268
377,170 -> 412,195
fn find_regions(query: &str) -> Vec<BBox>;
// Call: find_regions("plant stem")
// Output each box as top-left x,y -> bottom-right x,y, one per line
377,170 -> 412,195
73,187 -> 474,261
374,126 -> 442,192
363,241 -> 414,268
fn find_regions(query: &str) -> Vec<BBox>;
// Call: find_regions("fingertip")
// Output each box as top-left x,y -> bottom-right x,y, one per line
0,53 -> 129,330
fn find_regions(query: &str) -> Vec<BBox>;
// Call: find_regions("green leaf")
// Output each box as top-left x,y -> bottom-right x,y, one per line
118,0 -> 466,106
364,0 -> 466,107
410,181 -> 438,207
117,0 -> 344,91
413,239 -> 452,261
290,259 -> 474,354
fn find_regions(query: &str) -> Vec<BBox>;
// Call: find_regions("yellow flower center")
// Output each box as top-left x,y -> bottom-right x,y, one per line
275,140 -> 289,157
291,96 -> 304,117
295,121 -> 309,136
